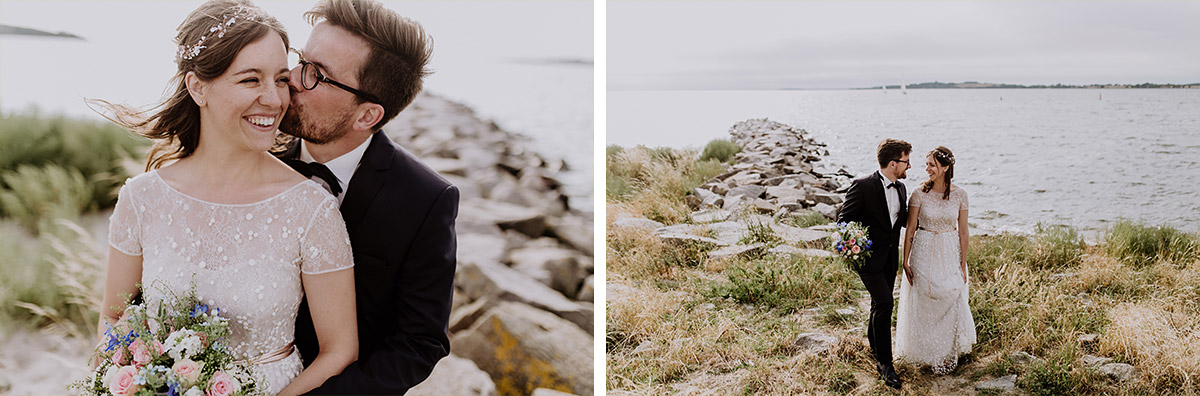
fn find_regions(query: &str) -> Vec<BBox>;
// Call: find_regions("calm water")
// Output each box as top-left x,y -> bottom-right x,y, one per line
0,1 -> 593,211
609,89 -> 1200,237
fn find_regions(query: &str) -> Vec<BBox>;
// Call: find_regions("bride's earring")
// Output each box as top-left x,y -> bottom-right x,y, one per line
197,100 -> 206,106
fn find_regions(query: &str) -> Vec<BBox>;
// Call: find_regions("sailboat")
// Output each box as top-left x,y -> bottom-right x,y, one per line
883,85 -> 888,94
901,80 -> 907,95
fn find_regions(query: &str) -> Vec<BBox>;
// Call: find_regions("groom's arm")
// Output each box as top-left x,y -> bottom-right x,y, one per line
307,185 -> 460,395
837,178 -> 867,224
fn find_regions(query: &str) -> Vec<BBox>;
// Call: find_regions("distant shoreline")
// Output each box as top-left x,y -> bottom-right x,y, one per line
0,24 -> 83,40
850,81 -> 1200,90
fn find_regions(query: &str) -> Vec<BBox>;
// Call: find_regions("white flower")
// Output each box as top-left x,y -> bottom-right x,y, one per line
184,387 -> 205,396
103,365 -> 119,387
164,329 -> 203,360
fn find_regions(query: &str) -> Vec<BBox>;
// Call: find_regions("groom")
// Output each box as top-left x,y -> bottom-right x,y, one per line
277,0 -> 458,394
836,138 -> 911,390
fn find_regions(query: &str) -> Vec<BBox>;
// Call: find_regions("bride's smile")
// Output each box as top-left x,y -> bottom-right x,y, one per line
191,29 -> 292,153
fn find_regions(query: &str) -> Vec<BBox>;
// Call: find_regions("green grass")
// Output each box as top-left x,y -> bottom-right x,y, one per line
707,256 -> 860,313
790,211 -> 831,228
699,138 -> 742,163
1104,220 -> 1199,266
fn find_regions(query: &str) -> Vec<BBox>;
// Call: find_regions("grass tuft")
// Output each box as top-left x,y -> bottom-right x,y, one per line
699,138 -> 742,163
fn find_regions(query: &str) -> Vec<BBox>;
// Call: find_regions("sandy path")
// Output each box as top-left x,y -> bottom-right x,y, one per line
0,328 -> 93,395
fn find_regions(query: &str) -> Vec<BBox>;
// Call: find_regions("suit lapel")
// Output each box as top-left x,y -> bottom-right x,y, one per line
873,171 -> 890,224
340,131 -> 393,231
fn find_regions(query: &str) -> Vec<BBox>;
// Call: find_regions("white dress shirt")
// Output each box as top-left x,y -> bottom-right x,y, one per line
299,134 -> 374,205
878,170 -> 902,227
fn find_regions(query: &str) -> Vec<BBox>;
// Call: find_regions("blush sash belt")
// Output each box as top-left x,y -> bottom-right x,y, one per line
918,226 -> 957,234
241,342 -> 295,365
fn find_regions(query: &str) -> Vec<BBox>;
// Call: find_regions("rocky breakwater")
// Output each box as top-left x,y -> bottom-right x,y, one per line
618,118 -> 854,260
389,93 -> 594,396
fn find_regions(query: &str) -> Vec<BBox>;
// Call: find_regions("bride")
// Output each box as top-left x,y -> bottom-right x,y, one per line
896,146 -> 977,374
95,1 -> 356,395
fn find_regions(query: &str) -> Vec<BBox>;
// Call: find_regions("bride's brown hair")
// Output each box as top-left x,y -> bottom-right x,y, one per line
921,146 -> 955,200
90,0 -> 289,171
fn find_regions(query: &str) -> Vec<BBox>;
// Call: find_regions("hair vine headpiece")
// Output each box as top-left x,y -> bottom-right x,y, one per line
933,150 -> 955,165
177,5 -> 257,62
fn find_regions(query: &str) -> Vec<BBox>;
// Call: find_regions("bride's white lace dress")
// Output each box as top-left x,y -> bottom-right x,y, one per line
896,185 -> 976,374
108,170 -> 353,395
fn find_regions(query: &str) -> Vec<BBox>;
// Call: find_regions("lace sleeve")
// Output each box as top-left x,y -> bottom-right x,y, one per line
299,196 -> 354,274
958,187 -> 969,211
108,181 -> 142,256
909,189 -> 922,208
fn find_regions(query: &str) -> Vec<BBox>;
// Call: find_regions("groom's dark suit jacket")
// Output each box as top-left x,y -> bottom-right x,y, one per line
837,171 -> 908,273
280,131 -> 460,395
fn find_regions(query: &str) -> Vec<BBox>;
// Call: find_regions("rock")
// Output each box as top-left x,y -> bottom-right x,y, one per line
531,388 -> 579,396
546,213 -> 593,256
810,192 -> 844,205
575,275 -> 594,301
451,302 -> 593,396
683,194 -> 702,210
456,260 -> 593,332
753,198 -> 778,214
773,223 -> 831,244
461,199 -> 546,237
793,332 -> 838,354
1098,363 -> 1137,382
834,308 -> 855,315
727,185 -> 766,200
705,181 -> 731,195
404,354 -> 497,396
449,298 -> 495,333
611,217 -> 664,231
813,203 -> 837,219
766,185 -> 807,200
1077,333 -> 1100,344
690,209 -> 732,223
975,375 -> 1017,392
1009,351 -> 1042,366
708,243 -> 765,260
457,233 -> 508,267
1081,355 -> 1113,367
509,246 -> 588,298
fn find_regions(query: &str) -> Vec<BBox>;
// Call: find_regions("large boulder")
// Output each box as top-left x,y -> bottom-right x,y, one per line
461,199 -> 547,238
405,354 -> 497,396
456,260 -> 592,332
509,246 -> 588,298
452,302 -> 593,396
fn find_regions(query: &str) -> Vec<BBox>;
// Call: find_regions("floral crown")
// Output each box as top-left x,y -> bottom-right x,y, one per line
932,150 -> 955,165
176,5 -> 258,62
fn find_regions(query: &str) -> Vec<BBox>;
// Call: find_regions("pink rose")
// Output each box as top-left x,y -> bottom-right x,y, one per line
849,238 -> 856,245
109,365 -> 140,396
110,346 -> 129,365
197,332 -> 209,348
154,341 -> 166,356
206,371 -> 239,396
852,245 -> 861,254
173,359 -> 203,385
129,339 -> 152,366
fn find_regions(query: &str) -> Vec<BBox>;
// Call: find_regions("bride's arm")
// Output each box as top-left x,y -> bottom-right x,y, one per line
96,248 -> 142,365
902,196 -> 920,285
278,269 -> 358,396
958,207 -> 970,283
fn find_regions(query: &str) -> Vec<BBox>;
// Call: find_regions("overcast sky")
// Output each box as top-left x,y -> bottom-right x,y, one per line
609,0 -> 1200,90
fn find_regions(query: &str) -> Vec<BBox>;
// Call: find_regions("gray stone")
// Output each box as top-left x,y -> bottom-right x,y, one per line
546,213 -> 593,256
457,233 -> 508,267
694,187 -> 719,203
509,247 -> 588,298
683,194 -> 702,210
728,184 -> 766,200
449,297 -> 494,333
793,332 -> 838,354
461,199 -> 546,237
813,203 -> 837,219
753,199 -> 778,214
767,245 -> 803,256
451,302 -> 593,396
531,388 -> 579,396
405,354 -> 497,396
690,209 -> 732,223
705,181 -> 731,195
1098,363 -> 1138,382
611,217 -> 664,231
1081,355 -> 1113,367
1009,351 -> 1042,366
975,375 -> 1017,392
810,192 -> 844,205
708,243 -> 766,260
575,275 -> 594,301
701,193 -> 724,208
1078,333 -> 1100,344
766,186 -> 807,200
834,308 -> 855,315
773,223 -> 831,244
456,261 -> 593,332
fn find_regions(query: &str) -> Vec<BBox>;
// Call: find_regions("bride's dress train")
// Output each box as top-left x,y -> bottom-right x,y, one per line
895,186 -> 976,374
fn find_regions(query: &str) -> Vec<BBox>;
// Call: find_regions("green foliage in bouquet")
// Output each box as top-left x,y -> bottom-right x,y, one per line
829,222 -> 873,272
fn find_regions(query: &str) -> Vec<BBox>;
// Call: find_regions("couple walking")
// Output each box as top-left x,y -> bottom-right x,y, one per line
837,139 -> 977,389
98,0 -> 457,395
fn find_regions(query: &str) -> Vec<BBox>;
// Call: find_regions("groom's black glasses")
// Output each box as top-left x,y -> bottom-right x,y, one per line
293,50 -> 382,105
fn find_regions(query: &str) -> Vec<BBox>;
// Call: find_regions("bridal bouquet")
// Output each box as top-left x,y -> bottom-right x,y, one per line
73,286 -> 264,396
830,222 -> 873,271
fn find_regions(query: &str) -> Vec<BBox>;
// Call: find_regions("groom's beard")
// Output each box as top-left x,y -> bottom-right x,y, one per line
280,104 -> 355,145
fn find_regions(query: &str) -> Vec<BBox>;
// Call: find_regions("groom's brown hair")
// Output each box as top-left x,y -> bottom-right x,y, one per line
876,139 -> 912,168
306,0 -> 432,128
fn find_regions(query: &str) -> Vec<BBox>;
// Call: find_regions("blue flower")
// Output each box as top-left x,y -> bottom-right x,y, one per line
168,381 -> 180,396
103,325 -> 120,351
189,304 -> 210,318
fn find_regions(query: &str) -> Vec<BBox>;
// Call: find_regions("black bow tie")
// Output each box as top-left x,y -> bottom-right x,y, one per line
887,181 -> 901,189
284,159 -> 343,197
